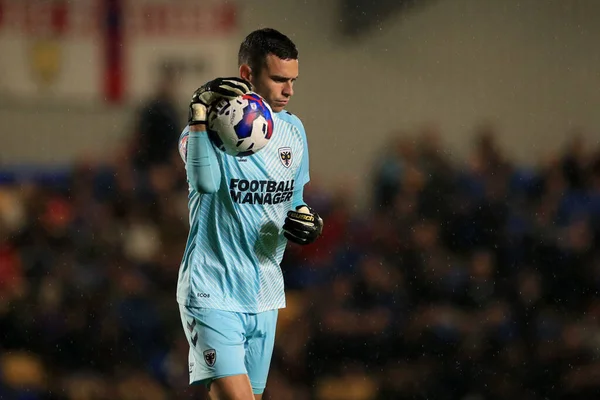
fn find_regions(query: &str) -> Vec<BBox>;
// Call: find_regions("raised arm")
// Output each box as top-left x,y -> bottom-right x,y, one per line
180,124 -> 221,194
182,77 -> 252,193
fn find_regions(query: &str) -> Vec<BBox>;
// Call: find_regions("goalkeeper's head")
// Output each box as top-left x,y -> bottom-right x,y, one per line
238,28 -> 299,113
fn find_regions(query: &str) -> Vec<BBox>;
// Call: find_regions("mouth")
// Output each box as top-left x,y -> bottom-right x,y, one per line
274,100 -> 288,106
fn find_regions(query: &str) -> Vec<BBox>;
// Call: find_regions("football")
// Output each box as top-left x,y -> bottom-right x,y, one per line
207,92 -> 274,157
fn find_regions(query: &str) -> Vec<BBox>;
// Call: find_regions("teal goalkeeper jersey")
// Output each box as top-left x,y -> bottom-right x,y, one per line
176,111 -> 310,313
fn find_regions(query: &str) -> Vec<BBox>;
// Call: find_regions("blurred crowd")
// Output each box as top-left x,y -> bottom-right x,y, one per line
2,121 -> 600,400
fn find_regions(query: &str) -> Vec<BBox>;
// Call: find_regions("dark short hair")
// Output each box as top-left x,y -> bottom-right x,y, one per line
238,28 -> 298,75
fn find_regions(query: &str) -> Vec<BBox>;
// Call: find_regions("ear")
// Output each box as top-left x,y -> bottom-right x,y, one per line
239,64 -> 252,82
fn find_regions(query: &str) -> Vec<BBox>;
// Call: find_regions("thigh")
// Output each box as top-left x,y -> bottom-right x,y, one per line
244,309 -> 278,395
208,374 -> 255,400
179,305 -> 248,387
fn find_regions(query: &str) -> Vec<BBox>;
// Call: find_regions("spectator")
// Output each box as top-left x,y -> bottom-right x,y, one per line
130,64 -> 182,171
2,123 -> 600,398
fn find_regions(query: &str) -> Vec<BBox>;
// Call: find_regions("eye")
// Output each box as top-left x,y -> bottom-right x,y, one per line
271,76 -> 293,83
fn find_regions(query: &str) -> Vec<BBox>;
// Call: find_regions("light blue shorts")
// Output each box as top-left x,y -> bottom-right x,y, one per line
179,305 -> 278,395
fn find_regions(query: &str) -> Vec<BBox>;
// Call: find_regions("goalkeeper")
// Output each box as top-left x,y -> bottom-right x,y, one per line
176,28 -> 323,399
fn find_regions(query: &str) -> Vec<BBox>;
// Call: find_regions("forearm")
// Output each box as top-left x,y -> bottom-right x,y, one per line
186,124 -> 221,193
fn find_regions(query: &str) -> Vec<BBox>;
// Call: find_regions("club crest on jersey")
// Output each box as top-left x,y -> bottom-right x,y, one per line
279,147 -> 292,168
203,349 -> 216,367
179,133 -> 189,162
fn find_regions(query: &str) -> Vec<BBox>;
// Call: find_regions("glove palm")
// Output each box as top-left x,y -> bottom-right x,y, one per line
188,77 -> 252,125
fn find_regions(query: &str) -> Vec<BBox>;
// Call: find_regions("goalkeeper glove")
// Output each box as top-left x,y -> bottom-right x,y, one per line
188,77 -> 252,125
283,205 -> 324,245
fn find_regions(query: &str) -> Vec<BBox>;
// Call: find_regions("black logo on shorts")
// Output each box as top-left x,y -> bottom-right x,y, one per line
204,349 -> 216,367
186,318 -> 196,333
187,318 -> 198,347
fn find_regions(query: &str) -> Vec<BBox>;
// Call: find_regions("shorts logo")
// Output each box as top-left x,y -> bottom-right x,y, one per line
204,349 -> 216,367
279,147 -> 292,168
187,318 -> 198,346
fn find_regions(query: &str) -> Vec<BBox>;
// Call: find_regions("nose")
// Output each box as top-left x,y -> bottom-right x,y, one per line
282,81 -> 294,98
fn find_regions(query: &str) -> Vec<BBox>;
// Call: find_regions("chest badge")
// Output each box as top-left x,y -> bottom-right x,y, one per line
279,147 -> 292,168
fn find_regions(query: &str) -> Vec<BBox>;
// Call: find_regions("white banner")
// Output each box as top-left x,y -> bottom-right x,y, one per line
0,0 -> 240,102
123,0 -> 240,101
0,0 -> 100,100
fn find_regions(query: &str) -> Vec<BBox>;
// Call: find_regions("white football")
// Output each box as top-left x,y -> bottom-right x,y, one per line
207,92 -> 275,157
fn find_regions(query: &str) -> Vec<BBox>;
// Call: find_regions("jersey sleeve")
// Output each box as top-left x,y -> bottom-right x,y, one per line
291,117 -> 310,208
295,118 -> 310,187
178,125 -> 222,193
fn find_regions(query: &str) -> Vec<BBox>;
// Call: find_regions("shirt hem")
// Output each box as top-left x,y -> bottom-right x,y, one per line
176,296 -> 286,314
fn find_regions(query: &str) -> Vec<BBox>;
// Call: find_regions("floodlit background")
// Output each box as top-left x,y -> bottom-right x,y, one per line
1,0 -> 600,399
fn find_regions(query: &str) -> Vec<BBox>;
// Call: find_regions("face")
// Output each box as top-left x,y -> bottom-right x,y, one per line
240,54 -> 299,113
